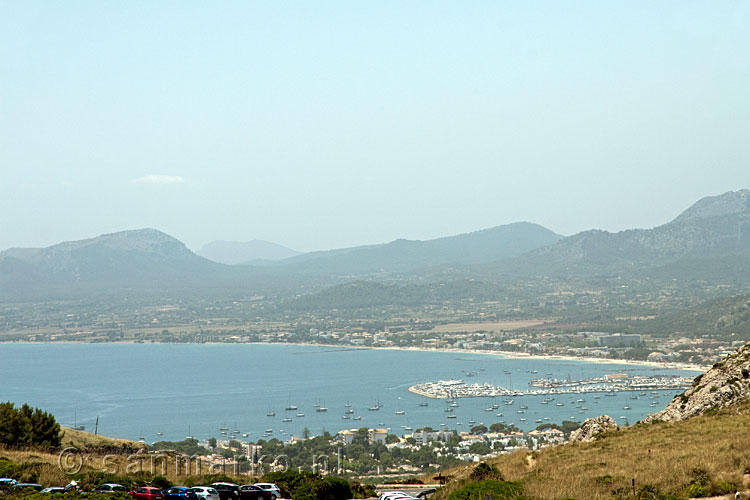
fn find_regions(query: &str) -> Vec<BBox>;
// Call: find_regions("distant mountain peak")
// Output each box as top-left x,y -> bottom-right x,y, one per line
45,228 -> 194,260
672,189 -> 750,223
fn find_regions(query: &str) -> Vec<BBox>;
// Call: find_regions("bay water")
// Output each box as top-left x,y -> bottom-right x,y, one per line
0,343 -> 699,443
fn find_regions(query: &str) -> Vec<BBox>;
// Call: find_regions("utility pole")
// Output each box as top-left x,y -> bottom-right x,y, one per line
95,416 -> 99,435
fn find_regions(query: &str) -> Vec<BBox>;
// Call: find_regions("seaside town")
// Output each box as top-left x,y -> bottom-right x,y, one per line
157,423 -> 571,477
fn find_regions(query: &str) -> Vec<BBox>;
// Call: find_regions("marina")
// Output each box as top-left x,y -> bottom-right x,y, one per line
408,374 -> 693,399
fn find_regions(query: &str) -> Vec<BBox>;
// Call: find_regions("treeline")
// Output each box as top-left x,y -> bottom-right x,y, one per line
0,402 -> 61,448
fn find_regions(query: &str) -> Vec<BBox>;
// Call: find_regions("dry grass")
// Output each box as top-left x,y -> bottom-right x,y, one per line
59,428 -> 147,451
432,404 -> 750,500
1,428 -> 253,487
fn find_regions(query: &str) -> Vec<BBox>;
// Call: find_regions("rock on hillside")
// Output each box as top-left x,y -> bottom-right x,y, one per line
568,415 -> 619,443
644,343 -> 750,423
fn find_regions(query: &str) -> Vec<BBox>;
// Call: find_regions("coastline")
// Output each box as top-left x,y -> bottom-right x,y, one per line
0,339 -> 708,372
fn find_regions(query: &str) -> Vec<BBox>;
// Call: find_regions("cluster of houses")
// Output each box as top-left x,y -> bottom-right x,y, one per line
334,426 -> 566,461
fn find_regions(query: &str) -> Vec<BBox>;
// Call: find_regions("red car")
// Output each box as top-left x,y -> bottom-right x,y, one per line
129,487 -> 165,500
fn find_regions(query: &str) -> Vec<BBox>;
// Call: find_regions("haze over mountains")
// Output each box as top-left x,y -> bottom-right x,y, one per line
196,240 -> 301,265
1,189 -> 749,302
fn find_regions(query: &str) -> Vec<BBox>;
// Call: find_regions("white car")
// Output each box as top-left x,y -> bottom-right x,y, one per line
248,484 -> 281,500
190,487 -> 220,500
379,492 -> 415,500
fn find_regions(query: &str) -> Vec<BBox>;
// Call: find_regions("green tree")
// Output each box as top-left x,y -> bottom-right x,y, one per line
385,434 -> 400,444
468,441 -> 491,455
0,402 -> 60,448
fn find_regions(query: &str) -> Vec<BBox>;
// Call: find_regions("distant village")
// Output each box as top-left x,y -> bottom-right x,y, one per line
211,327 -> 732,368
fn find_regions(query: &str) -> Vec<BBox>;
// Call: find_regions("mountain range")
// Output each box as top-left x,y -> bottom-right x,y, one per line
492,189 -> 750,278
2,189 -> 750,302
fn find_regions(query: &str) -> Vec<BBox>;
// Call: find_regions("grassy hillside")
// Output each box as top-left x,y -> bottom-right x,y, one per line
0,428 -> 146,487
431,403 -> 750,500
59,427 -> 146,452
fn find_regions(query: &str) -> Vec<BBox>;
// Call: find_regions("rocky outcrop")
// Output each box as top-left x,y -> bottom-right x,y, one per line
569,415 -> 619,443
644,344 -> 750,423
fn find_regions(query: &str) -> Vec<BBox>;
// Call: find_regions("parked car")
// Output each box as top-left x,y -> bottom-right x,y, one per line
190,487 -> 220,500
41,487 -> 67,494
15,483 -> 44,491
0,478 -> 18,487
236,485 -> 269,500
164,486 -> 199,500
128,487 -> 164,500
378,492 -> 414,500
95,483 -> 128,493
210,483 -> 240,500
247,484 -> 280,500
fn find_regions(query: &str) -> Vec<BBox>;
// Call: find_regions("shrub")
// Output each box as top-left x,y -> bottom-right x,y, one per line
446,480 -> 525,500
683,483 -> 707,498
470,462 -> 503,481
151,476 -> 172,490
261,470 -> 352,500
401,477 -> 424,484
349,481 -> 377,499
712,480 -> 735,496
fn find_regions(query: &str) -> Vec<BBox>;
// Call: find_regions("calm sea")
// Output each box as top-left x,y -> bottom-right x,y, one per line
0,343 -> 699,443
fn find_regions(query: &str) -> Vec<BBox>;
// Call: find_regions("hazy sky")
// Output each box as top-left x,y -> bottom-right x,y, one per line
2,1 -> 748,252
